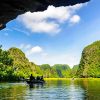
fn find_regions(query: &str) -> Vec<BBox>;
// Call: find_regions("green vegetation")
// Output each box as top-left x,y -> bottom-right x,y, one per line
77,41 -> 100,78
52,64 -> 71,78
0,40 -> 100,81
8,47 -> 41,78
39,64 -> 58,78
0,45 -> 14,81
39,64 -> 71,78
0,46 -> 72,81
71,65 -> 79,77
0,46 -> 42,81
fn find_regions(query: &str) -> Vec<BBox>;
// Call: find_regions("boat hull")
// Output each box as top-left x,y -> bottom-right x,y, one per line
26,80 -> 45,85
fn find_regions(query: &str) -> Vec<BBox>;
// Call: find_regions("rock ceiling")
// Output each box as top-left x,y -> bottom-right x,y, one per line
0,0 -> 90,30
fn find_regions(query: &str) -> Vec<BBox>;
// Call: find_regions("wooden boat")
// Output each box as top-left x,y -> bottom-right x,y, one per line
26,79 -> 45,88
26,80 -> 45,84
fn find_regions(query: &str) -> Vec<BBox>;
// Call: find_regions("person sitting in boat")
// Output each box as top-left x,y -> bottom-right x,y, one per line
40,76 -> 44,81
36,76 -> 40,81
30,74 -> 35,82
36,76 -> 44,82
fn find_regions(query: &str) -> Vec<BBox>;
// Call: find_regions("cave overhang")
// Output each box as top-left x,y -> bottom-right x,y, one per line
0,0 -> 90,30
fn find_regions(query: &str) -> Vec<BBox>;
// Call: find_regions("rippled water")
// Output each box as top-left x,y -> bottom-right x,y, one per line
0,79 -> 100,100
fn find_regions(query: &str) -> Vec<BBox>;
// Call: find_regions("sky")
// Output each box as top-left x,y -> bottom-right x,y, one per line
0,0 -> 100,68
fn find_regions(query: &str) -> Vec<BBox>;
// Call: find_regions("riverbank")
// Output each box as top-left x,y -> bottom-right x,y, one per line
0,78 -> 100,82
44,78 -> 100,81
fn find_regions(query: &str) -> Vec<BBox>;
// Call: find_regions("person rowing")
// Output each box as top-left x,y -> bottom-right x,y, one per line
30,74 -> 35,82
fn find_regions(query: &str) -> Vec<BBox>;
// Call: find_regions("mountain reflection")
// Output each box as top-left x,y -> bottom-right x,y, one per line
0,79 -> 100,100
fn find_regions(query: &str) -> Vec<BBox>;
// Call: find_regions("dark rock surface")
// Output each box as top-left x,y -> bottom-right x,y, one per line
0,0 -> 90,30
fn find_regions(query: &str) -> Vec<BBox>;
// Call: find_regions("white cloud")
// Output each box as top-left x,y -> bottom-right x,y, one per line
19,44 -> 44,56
18,3 -> 85,35
70,15 -> 80,24
24,20 -> 60,35
26,46 -> 43,55
31,46 -> 43,53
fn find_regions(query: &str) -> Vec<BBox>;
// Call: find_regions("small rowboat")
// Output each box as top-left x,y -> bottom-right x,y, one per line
26,80 -> 45,84
26,75 -> 45,88
26,80 -> 45,88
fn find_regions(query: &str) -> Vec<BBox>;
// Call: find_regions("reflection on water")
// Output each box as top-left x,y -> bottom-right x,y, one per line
0,79 -> 100,100
0,83 -> 26,100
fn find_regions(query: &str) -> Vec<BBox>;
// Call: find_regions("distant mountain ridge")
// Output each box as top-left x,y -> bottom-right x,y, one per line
0,47 -> 72,81
39,64 -> 71,78
8,48 -> 72,78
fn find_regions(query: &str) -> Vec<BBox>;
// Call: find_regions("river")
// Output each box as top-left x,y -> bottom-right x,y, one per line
0,79 -> 100,100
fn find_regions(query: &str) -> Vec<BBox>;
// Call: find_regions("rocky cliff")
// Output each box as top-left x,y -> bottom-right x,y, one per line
77,41 -> 100,78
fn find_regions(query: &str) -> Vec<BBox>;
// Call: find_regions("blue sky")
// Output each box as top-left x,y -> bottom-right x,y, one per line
0,0 -> 100,67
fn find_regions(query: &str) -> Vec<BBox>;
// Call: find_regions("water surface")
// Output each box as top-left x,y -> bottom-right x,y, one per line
0,79 -> 100,100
